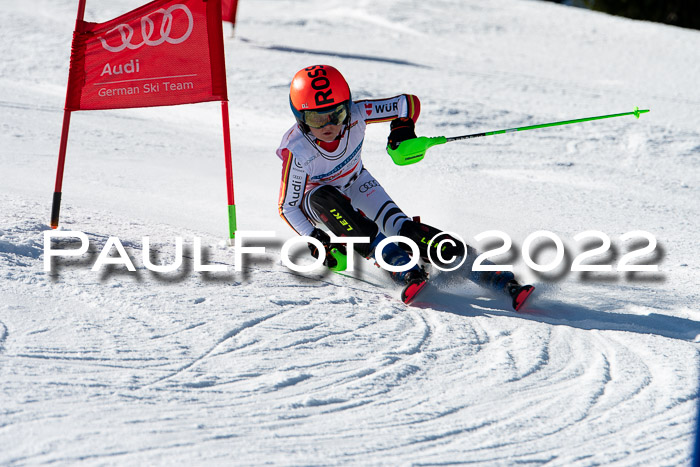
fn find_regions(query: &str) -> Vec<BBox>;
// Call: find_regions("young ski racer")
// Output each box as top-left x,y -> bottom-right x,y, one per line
276,64 -> 534,310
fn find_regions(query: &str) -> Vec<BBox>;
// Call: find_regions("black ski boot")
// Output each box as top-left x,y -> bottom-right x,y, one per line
505,281 -> 535,312
400,267 -> 429,305
377,237 -> 429,304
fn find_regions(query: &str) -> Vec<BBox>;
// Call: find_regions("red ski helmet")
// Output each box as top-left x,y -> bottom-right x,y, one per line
289,65 -> 352,132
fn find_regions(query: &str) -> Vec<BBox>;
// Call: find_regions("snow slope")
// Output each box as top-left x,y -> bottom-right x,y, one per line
1,0 -> 699,464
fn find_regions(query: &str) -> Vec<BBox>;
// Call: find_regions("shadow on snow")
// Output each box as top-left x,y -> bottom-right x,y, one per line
411,284 -> 700,342
240,37 -> 432,69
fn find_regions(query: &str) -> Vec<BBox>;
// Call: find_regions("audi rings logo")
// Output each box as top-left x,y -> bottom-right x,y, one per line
99,4 -> 194,53
359,180 -> 379,193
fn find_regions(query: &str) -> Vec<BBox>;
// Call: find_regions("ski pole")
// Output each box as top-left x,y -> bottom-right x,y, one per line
387,107 -> 650,166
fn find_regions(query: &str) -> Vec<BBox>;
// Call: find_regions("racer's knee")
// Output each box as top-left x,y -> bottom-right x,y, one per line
308,186 -> 379,257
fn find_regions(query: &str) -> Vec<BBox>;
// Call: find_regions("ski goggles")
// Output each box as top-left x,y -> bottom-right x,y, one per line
303,103 -> 349,129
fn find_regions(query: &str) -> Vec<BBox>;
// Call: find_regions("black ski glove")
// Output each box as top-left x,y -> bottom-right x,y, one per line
308,228 -> 347,269
387,117 -> 417,150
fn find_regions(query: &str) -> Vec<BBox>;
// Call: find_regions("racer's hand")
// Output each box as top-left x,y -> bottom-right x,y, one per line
308,228 -> 347,269
387,117 -> 417,150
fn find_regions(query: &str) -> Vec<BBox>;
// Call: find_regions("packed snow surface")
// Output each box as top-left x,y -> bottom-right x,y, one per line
1,0 -> 699,464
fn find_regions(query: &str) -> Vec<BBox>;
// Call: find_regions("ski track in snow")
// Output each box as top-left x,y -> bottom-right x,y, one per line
1,201 -> 698,465
2,0 -> 700,464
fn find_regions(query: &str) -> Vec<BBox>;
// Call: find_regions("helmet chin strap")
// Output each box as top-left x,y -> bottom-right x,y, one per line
303,121 -> 351,161
335,104 -> 351,139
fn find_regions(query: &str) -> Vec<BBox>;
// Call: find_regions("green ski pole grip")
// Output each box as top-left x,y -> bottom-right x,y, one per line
387,136 -> 447,166
329,248 -> 347,272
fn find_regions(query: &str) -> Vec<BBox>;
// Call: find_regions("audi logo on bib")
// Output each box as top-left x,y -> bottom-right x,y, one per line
65,0 -> 227,111
99,4 -> 194,52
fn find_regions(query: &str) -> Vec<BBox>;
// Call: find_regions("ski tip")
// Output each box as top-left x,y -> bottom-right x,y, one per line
401,280 -> 428,305
512,285 -> 535,312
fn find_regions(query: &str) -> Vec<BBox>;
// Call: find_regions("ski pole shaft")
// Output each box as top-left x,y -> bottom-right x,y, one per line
386,107 -> 649,166
446,107 -> 650,142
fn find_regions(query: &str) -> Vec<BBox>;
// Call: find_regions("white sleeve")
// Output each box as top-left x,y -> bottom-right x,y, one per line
278,149 -> 315,236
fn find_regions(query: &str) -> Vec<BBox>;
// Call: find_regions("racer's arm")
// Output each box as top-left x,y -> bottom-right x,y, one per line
356,94 -> 421,124
278,148 -> 315,236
